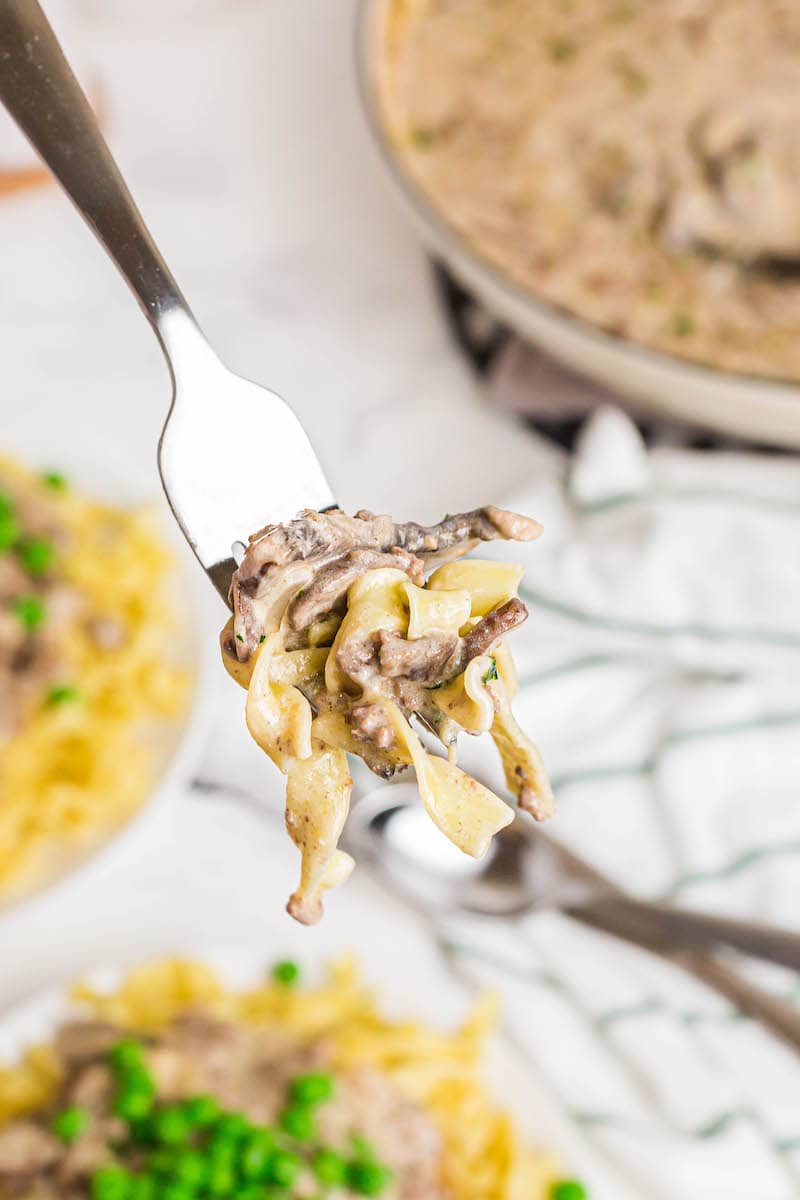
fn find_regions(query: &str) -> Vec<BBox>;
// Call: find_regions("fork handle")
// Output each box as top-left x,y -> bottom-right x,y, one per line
568,903 -> 800,1055
586,894 -> 800,973
0,0 -> 195,347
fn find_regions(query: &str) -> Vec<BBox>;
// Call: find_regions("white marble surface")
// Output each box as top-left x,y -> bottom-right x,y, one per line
0,0 -> 543,1002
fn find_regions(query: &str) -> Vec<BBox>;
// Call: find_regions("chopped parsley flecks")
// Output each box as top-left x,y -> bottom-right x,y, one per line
45,684 -> 81,708
410,127 -> 436,150
546,37 -> 577,62
41,470 -> 68,491
482,657 -> 499,684
670,310 -> 695,338
17,537 -> 56,576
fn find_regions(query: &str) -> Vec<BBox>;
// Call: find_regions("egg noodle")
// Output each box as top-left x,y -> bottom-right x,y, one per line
223,555 -> 552,925
0,456 -> 189,898
0,958 -> 558,1200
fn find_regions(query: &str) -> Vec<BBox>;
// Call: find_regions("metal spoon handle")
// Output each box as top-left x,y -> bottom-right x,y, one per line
569,903 -> 800,1055
584,894 -> 800,974
0,0 -> 193,343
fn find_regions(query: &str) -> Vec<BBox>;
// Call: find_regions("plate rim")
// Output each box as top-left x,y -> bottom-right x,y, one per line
0,468 -> 218,919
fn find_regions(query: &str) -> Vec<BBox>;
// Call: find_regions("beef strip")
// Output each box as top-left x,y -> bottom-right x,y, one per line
350,703 -> 396,750
231,505 -> 541,658
54,1022 -> 121,1068
461,597 -> 528,662
287,548 -> 424,632
378,598 -> 528,686
518,779 -> 552,822
0,1123 -> 60,1180
666,86 -> 800,266
60,1064 -> 113,1114
377,629 -> 458,682
56,1118 -> 122,1183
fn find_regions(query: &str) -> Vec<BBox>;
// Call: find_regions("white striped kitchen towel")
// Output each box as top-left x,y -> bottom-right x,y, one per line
432,401 -> 800,1200
201,397 -> 800,1200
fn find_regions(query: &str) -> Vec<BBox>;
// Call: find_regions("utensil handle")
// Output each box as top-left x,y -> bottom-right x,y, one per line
0,0 -> 195,349
568,903 -> 800,1055
586,894 -> 800,974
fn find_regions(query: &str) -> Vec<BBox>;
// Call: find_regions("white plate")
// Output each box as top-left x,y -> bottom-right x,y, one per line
0,945 -> 638,1200
0,453 -> 217,915
356,0 -> 800,449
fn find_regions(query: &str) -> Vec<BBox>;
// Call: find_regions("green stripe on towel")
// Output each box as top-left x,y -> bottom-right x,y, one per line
520,585 -> 800,647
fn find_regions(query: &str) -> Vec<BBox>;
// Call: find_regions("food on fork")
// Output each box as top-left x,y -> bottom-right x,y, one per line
0,957 -> 571,1200
221,507 -> 553,924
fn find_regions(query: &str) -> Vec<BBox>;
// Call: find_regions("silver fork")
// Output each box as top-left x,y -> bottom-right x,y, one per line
345,783 -> 800,1054
0,0 -> 334,602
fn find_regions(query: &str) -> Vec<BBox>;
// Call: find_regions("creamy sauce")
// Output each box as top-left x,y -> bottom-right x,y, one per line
379,0 -> 800,380
222,507 -> 552,924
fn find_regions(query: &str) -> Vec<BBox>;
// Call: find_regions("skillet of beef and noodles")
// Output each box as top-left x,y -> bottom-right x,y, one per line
377,0 -> 800,381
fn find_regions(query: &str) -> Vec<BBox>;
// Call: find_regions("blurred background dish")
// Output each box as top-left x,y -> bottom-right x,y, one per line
0,452 -> 206,912
358,0 -> 800,448
0,949 -> 627,1200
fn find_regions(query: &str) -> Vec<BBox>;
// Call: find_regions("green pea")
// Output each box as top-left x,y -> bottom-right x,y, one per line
348,1160 -> 394,1196
266,1148 -> 302,1189
127,1118 -> 155,1146
213,1111 -> 250,1141
205,1160 -> 236,1197
0,492 -> 13,519
279,1104 -> 316,1142
146,1149 -> 175,1177
205,1134 -> 237,1170
17,537 -> 55,575
239,1131 -> 275,1180
119,1066 -> 154,1092
52,1106 -> 90,1143
12,594 -> 44,632
151,1106 -> 191,1146
41,471 -> 68,490
271,959 -> 300,987
550,1180 -> 588,1200
128,1176 -> 157,1200
290,1072 -> 335,1106
171,1151 -> 207,1190
159,1186 -> 194,1200
0,513 -> 20,552
91,1165 -> 132,1200
313,1147 -> 348,1186
107,1039 -> 146,1074
182,1094 -> 220,1128
113,1087 -> 155,1124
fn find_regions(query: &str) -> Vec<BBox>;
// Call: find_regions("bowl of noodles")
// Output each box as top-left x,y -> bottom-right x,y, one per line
0,453 -> 204,909
0,953 -> 592,1200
